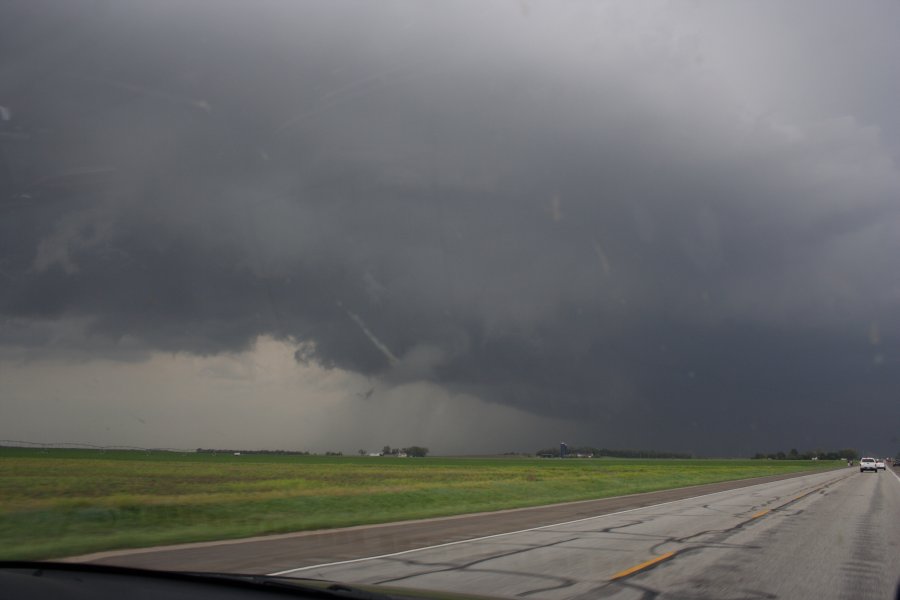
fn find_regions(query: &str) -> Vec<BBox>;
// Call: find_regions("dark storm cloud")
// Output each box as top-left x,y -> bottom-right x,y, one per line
2,0 -> 899,453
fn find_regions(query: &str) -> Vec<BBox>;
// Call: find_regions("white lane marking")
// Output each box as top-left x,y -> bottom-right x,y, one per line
268,469 -> 848,576
888,467 -> 900,486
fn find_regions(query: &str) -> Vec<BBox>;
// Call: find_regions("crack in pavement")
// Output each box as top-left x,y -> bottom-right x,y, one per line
372,536 -> 582,590
300,470 -> 858,599
386,472 -> 855,597
589,471 -> 860,598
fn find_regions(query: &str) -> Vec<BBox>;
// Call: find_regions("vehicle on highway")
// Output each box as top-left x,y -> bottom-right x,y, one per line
859,458 -> 879,473
876,459 -> 886,470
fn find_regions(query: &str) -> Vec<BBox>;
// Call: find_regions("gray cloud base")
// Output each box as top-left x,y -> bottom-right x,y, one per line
2,0 -> 899,454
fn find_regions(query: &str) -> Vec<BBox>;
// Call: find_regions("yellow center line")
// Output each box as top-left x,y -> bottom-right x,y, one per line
760,481 -> 831,517
610,551 -> 677,581
610,478 -> 841,583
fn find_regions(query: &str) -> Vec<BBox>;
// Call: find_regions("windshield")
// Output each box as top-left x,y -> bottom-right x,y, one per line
2,2 -> 899,599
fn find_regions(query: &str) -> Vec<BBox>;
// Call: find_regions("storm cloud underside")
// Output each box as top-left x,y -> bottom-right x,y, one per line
2,1 -> 899,454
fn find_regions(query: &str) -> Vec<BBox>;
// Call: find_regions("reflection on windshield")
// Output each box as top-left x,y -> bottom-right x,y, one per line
1,1 -> 899,598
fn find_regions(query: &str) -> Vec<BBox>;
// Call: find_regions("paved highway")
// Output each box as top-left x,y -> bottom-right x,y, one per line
280,467 -> 900,600
71,470 -> 833,574
73,467 -> 900,598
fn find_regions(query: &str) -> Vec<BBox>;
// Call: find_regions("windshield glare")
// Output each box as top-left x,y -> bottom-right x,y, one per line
1,2 -> 899,599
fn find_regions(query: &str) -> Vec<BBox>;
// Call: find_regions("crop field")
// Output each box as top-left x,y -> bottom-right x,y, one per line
0,448 -> 840,561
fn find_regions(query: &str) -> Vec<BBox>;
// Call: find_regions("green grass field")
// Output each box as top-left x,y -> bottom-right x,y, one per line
0,448 -> 840,561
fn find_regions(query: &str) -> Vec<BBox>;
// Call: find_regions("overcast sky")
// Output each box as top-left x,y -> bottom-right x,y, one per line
1,0 -> 899,456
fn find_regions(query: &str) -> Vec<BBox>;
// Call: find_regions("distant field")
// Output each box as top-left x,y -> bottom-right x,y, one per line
0,448 -> 840,561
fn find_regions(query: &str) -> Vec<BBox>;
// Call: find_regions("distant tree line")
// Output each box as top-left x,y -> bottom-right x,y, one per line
379,445 -> 429,457
535,447 -> 692,459
194,447 -> 430,457
751,448 -> 858,460
195,448 -> 344,456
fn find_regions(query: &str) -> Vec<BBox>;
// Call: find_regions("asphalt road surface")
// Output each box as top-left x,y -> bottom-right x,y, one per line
72,469 -> 835,574
72,467 -> 900,599
280,467 -> 900,600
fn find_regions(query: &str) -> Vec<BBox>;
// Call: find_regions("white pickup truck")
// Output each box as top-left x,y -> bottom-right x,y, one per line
859,457 -> 878,473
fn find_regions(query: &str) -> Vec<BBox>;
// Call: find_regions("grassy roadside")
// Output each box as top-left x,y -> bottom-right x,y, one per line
0,448 -> 841,560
